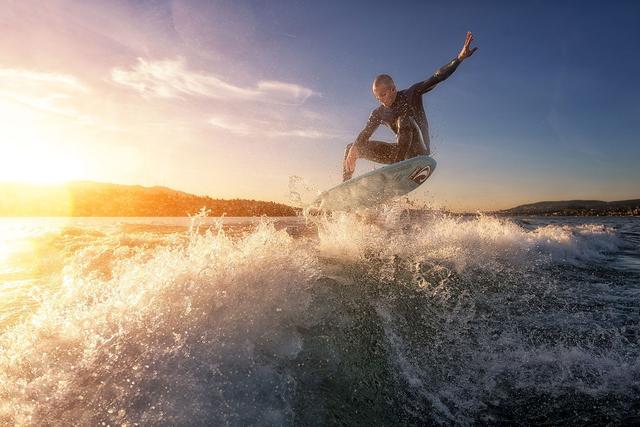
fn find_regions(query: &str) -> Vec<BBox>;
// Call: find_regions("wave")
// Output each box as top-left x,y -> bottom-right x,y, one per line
0,209 -> 637,425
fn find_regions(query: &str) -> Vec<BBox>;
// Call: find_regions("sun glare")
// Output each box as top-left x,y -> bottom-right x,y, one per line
0,101 -> 86,184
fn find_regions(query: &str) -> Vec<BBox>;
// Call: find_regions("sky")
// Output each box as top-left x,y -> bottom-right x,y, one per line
0,0 -> 638,211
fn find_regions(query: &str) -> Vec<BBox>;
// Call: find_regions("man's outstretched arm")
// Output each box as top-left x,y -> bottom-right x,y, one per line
412,31 -> 478,95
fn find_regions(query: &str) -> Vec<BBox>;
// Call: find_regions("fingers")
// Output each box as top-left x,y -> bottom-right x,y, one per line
466,32 -> 476,55
464,32 -> 474,49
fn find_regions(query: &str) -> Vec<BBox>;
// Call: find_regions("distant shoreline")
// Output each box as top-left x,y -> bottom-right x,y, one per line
0,181 -> 299,217
0,215 -> 300,218
1,212 -> 637,218
494,199 -> 640,217
1,181 -> 638,217
495,213 -> 640,217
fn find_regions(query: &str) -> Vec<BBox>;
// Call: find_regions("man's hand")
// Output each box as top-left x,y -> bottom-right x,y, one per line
457,31 -> 478,61
345,145 -> 358,176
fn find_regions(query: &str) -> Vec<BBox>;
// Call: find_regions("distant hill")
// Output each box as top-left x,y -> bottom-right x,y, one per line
0,181 -> 298,217
498,199 -> 640,216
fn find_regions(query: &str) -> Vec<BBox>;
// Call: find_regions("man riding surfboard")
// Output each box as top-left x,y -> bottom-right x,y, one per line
343,31 -> 478,181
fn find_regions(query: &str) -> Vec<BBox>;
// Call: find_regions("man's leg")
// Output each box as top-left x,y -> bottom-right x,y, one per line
395,116 -> 431,163
407,117 -> 428,158
357,140 -> 399,164
343,140 -> 399,181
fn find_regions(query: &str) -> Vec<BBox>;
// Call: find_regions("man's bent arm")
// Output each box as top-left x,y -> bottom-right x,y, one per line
354,111 -> 381,148
410,57 -> 461,95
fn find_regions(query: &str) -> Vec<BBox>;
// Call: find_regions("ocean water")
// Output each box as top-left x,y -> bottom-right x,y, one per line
0,208 -> 638,425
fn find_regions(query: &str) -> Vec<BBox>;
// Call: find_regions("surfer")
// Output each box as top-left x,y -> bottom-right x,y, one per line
342,31 -> 478,181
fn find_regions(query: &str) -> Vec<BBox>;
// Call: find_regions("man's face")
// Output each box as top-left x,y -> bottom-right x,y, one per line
373,83 -> 397,107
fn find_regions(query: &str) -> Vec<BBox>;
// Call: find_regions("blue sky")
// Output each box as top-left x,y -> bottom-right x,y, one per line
1,0 -> 638,210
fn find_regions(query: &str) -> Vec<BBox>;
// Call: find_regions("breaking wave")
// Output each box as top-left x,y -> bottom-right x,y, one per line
0,209 -> 638,425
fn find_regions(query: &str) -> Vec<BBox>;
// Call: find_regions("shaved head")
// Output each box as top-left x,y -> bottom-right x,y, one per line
373,74 -> 395,89
372,74 -> 397,107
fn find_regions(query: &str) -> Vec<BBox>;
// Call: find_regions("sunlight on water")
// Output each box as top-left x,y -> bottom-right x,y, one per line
0,241 -> 10,271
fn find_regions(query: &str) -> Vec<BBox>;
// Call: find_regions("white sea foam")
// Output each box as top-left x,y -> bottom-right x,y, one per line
1,219 -> 317,425
0,211 -> 636,425
316,208 -> 621,269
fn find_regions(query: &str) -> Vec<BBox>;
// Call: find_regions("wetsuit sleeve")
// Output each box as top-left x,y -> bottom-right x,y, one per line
354,110 -> 381,148
410,57 -> 461,95
394,116 -> 413,163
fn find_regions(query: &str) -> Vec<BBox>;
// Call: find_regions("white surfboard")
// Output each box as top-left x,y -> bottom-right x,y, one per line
310,155 -> 437,211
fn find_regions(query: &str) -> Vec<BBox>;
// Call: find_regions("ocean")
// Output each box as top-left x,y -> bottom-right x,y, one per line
0,207 -> 638,425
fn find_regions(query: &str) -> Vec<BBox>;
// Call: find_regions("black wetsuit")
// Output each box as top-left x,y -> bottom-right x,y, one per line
343,56 -> 462,181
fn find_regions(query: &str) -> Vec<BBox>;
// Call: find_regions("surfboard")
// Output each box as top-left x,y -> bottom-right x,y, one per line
310,155 -> 437,211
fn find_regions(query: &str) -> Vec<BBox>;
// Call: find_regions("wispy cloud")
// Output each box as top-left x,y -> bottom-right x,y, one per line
0,67 -> 92,120
208,113 -> 341,140
112,58 -> 320,105
208,115 -> 252,136
267,129 -> 337,139
0,68 -> 89,93
111,58 -> 341,140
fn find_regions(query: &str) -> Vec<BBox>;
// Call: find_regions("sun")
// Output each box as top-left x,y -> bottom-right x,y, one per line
0,101 -> 86,184
0,141 -> 85,184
